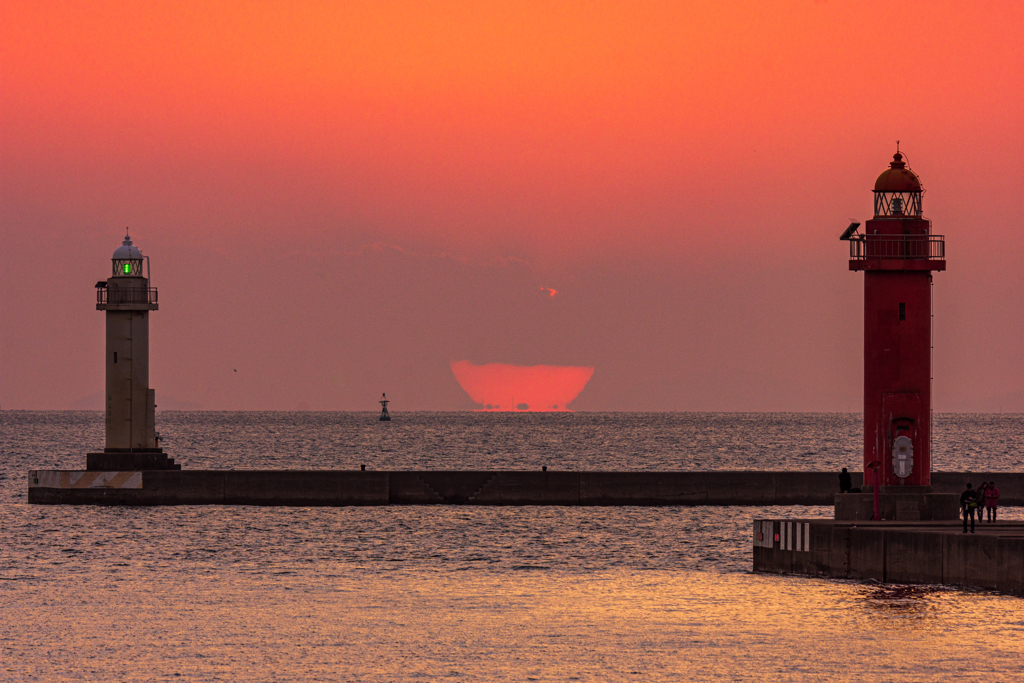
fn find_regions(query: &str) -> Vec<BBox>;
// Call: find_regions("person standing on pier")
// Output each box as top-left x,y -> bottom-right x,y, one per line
985,481 -> 1000,522
960,483 -> 978,533
838,468 -> 852,493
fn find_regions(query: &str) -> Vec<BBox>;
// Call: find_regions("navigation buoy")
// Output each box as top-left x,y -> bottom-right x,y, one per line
379,393 -> 391,421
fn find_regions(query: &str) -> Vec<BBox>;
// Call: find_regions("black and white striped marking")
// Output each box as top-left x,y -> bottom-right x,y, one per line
753,520 -> 810,551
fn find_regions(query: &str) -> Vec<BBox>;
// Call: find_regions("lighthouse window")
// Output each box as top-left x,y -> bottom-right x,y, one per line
899,303 -> 905,321
114,352 -> 118,363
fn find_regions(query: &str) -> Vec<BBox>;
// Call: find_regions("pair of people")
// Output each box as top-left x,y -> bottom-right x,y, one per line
961,481 -> 1001,532
977,481 -> 1000,522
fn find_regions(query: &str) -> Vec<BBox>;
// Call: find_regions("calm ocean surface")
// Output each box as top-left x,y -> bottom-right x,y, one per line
3,412 -> 1024,681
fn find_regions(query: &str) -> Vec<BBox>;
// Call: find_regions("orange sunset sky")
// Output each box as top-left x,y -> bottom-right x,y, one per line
1,1 -> 1022,411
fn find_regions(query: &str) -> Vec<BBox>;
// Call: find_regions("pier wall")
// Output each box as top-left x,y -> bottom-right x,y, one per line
31,470 -> 856,506
753,519 -> 1024,593
26,469 -> 1024,507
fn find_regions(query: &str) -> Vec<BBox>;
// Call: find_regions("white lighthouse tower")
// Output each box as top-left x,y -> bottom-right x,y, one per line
88,233 -> 178,470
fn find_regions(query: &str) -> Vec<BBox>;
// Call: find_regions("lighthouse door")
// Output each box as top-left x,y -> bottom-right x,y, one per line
881,392 -> 922,483
893,435 -> 913,479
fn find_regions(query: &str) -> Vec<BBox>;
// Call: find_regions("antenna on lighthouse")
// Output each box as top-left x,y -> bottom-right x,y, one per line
839,222 -> 861,241
379,393 -> 391,422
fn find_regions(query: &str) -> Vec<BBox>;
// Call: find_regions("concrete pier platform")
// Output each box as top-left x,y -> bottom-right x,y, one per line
753,518 -> 1024,593
834,490 -> 961,521
28,470 -> 850,506
26,469 -> 1024,507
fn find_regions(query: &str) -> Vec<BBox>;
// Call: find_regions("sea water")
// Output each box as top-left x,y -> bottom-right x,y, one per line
2,412 -> 1023,681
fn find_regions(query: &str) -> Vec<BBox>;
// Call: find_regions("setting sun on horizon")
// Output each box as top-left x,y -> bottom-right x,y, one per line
451,360 -> 594,411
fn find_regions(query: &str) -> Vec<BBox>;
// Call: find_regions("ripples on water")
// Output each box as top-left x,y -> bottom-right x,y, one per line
7,411 -> 1024,477
2,412 -> 1023,681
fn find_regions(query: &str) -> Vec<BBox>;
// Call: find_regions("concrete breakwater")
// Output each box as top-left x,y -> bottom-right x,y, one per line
753,519 -> 1024,593
27,469 -> 1024,507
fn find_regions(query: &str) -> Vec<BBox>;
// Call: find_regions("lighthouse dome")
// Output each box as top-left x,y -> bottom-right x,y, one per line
113,233 -> 143,260
111,233 -> 145,277
874,152 -> 922,193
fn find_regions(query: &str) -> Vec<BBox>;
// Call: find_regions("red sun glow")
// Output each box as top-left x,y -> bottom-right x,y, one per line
451,360 -> 594,411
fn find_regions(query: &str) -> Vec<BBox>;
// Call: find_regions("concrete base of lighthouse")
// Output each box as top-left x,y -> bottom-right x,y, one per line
86,450 -> 180,471
834,488 -> 960,521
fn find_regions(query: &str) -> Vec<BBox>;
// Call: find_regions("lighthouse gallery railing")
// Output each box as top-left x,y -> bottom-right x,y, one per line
96,287 -> 159,305
849,235 -> 944,260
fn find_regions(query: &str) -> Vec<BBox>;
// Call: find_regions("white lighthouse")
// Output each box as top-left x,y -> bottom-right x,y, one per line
88,233 -> 178,470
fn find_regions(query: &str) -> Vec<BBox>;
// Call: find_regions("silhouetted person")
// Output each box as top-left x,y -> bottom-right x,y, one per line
960,482 -> 978,533
985,481 -> 1000,522
839,467 -> 853,493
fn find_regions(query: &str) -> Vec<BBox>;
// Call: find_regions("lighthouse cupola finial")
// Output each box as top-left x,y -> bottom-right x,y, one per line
112,229 -> 145,277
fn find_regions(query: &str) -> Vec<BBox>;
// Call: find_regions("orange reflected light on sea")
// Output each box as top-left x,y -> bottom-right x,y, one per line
9,567 -> 1023,680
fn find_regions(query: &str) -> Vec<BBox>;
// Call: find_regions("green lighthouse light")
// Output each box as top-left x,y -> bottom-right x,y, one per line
123,263 -> 131,274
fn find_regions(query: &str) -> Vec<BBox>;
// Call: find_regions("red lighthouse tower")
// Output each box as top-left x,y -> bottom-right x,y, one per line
844,149 -> 945,489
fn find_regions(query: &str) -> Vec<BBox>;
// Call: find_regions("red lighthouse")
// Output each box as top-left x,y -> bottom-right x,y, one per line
843,149 -> 945,489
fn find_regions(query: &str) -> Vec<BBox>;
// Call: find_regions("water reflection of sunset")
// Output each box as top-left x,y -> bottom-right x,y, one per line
451,360 -> 594,411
